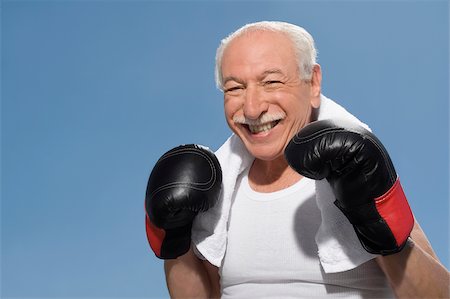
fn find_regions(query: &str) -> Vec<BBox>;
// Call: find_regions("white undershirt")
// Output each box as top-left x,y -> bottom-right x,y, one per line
220,167 -> 394,298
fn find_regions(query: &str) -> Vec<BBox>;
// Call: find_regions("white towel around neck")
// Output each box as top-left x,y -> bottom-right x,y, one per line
192,95 -> 377,273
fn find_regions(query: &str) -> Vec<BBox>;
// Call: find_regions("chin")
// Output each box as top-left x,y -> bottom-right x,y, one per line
245,143 -> 284,162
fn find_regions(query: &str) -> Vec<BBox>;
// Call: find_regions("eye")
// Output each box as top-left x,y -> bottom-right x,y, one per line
263,80 -> 284,89
264,80 -> 282,85
224,86 -> 244,93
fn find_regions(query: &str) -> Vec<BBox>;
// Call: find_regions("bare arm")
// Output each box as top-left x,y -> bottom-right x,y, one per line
164,247 -> 220,298
376,221 -> 450,298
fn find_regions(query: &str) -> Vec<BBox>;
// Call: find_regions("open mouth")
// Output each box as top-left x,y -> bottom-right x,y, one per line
246,120 -> 281,134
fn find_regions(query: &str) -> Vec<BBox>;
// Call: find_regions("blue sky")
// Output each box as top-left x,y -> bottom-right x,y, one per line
2,0 -> 448,298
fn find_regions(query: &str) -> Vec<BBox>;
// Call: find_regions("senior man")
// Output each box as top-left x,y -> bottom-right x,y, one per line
145,21 -> 449,298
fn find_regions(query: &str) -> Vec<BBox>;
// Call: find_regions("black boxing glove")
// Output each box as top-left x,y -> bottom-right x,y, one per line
285,119 -> 414,255
145,144 -> 222,259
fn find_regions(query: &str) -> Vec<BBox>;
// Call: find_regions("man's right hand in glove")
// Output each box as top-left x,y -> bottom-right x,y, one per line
145,144 -> 222,259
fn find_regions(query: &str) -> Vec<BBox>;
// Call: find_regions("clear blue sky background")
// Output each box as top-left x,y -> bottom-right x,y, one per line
2,0 -> 448,298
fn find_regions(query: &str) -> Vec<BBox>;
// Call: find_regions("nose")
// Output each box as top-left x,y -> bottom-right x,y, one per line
243,85 -> 268,120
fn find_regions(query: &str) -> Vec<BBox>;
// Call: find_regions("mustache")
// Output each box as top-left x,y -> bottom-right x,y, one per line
233,112 -> 286,126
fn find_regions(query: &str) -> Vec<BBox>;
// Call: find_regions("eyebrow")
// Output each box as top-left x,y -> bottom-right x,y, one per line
258,69 -> 287,82
222,69 -> 285,86
260,68 -> 284,77
222,76 -> 245,86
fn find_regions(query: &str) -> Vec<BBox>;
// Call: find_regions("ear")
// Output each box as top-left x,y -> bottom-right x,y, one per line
310,64 -> 322,108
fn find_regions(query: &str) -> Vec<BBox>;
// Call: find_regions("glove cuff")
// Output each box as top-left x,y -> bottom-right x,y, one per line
146,215 -> 192,259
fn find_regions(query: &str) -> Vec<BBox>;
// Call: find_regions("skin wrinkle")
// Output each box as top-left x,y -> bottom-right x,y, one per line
222,29 -> 321,172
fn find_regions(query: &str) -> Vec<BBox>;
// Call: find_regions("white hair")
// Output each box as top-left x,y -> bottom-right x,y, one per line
214,21 -> 318,90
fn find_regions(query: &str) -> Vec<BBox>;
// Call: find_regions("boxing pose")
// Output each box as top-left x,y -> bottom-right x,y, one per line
145,21 -> 449,298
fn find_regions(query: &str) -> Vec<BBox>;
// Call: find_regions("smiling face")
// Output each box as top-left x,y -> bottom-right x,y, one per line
221,29 -> 322,161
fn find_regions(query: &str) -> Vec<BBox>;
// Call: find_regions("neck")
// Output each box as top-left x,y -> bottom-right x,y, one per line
248,155 -> 302,193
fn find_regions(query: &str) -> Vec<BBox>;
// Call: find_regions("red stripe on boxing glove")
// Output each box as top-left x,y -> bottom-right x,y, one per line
145,214 -> 165,258
375,178 -> 414,248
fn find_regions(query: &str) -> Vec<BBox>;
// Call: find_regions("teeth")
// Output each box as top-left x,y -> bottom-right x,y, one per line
248,121 -> 277,133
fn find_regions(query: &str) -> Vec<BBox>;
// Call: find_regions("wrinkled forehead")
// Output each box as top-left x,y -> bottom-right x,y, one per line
223,30 -> 297,67
223,29 -> 295,56
221,30 -> 298,76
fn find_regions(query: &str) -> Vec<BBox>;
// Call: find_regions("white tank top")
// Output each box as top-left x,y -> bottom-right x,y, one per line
220,168 -> 394,298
